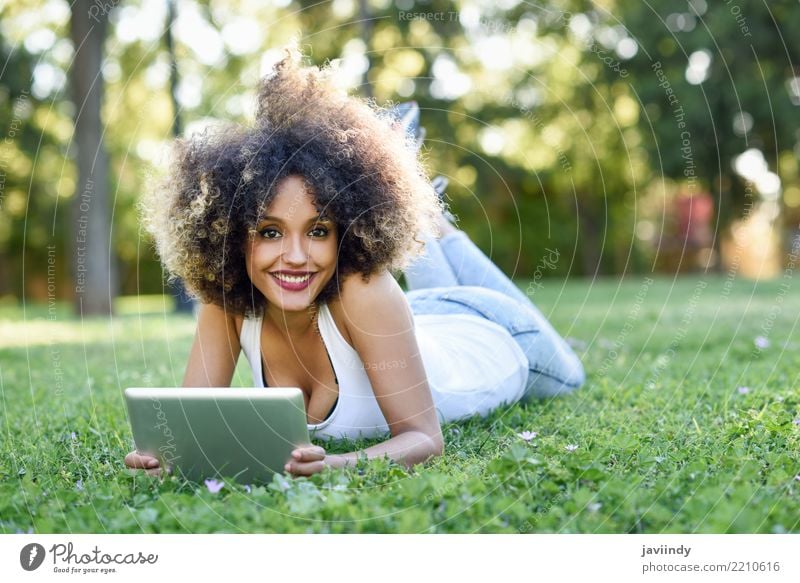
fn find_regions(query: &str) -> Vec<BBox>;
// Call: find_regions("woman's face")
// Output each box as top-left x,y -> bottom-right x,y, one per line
243,175 -> 338,313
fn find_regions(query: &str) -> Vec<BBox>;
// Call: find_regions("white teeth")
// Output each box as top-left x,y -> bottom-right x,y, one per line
274,273 -> 312,284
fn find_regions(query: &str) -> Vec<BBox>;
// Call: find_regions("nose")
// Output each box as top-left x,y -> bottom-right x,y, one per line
281,233 -> 309,265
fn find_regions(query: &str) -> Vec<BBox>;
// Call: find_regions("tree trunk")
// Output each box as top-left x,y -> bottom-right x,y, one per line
165,0 -> 194,313
69,0 -> 117,315
576,195 -> 603,277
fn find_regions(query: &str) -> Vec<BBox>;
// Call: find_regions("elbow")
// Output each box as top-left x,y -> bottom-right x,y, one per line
400,429 -> 444,469
426,429 -> 445,460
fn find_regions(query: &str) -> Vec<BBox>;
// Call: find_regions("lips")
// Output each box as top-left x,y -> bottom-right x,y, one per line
270,271 -> 316,291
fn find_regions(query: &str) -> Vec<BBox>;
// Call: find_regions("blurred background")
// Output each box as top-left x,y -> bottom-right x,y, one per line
1,0 -> 799,315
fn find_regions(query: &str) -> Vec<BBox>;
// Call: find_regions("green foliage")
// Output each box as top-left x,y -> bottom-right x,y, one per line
3,0 -> 799,303
1,276 -> 798,533
611,0 -> 800,227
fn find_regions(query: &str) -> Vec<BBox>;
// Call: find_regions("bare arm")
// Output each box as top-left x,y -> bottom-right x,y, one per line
325,271 -> 444,470
125,302 -> 241,473
182,302 -> 241,387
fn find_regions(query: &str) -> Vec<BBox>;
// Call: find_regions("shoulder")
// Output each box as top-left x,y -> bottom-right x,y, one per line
340,269 -> 407,311
337,270 -> 412,336
340,269 -> 401,301
197,302 -> 247,339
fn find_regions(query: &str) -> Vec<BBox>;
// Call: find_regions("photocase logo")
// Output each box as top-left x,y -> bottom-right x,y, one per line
20,543 -> 46,571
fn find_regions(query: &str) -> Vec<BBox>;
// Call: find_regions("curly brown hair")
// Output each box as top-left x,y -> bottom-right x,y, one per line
140,50 -> 444,318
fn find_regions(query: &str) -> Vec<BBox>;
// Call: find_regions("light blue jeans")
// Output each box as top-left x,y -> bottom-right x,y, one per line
403,230 -> 585,401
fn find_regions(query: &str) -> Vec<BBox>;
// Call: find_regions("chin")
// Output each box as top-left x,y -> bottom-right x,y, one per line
272,287 -> 325,309
268,295 -> 315,311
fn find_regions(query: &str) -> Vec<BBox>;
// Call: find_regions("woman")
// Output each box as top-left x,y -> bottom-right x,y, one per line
126,52 -> 585,478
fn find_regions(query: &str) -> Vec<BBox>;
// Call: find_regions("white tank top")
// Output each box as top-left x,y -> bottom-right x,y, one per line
239,301 -> 529,441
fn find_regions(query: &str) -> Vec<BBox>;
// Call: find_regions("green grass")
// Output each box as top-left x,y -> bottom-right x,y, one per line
1,275 -> 799,533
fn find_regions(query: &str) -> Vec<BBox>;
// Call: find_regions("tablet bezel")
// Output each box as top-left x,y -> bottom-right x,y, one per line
124,387 -> 310,483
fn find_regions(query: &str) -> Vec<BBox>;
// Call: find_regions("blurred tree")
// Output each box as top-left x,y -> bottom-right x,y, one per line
69,0 -> 117,314
599,0 -> 800,268
0,24 -> 37,298
3,0 -> 799,306
1,0 -> 78,303
164,0 -> 194,313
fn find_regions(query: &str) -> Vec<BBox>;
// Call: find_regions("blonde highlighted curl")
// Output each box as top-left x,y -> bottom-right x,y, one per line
139,50 -> 444,318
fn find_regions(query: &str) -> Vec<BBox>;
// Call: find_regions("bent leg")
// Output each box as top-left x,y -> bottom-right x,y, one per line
438,230 -> 532,307
403,233 -> 459,291
408,285 -> 585,401
407,228 -> 585,400
437,229 -> 571,357
515,328 -> 586,401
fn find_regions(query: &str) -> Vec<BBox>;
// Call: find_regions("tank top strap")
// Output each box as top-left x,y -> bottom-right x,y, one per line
316,302 -> 362,369
240,311 -> 266,388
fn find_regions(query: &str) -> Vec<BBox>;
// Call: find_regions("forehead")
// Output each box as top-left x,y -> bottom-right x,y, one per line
258,175 -> 331,221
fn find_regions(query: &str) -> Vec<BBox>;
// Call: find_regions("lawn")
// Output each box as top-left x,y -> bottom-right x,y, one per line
1,274 -> 798,533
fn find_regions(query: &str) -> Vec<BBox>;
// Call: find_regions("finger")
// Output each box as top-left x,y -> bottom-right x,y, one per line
291,445 -> 324,460
139,454 -> 160,468
125,451 -> 160,469
285,459 -> 326,476
126,465 -> 163,477
297,450 -> 325,463
144,463 -> 173,478
286,460 -> 326,477
292,446 -> 325,462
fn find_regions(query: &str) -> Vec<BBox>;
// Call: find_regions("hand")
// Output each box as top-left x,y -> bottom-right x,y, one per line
284,444 -> 327,477
124,450 -> 171,477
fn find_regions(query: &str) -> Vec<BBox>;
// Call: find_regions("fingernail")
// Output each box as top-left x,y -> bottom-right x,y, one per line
284,464 -> 291,472
292,452 -> 300,459
147,460 -> 158,468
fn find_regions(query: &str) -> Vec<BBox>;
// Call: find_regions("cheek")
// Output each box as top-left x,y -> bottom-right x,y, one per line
319,238 -> 338,267
243,241 -> 271,276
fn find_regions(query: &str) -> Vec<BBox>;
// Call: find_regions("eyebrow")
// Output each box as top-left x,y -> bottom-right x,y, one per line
258,215 -> 333,224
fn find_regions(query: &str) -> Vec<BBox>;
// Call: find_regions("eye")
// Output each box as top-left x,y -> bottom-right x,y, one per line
310,226 -> 329,237
258,227 -> 281,239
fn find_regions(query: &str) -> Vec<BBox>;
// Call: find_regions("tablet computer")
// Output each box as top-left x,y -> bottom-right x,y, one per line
124,387 -> 310,483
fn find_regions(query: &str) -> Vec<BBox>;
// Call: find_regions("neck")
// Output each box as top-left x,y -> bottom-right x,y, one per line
264,303 -> 318,340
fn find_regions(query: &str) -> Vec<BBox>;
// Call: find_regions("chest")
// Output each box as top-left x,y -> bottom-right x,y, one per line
257,302 -> 354,424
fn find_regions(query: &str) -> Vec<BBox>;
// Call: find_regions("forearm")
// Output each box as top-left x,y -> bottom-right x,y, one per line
325,430 -> 443,470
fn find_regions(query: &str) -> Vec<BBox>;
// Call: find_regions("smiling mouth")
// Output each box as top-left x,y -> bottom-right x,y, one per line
272,272 -> 314,283
269,272 -> 316,290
